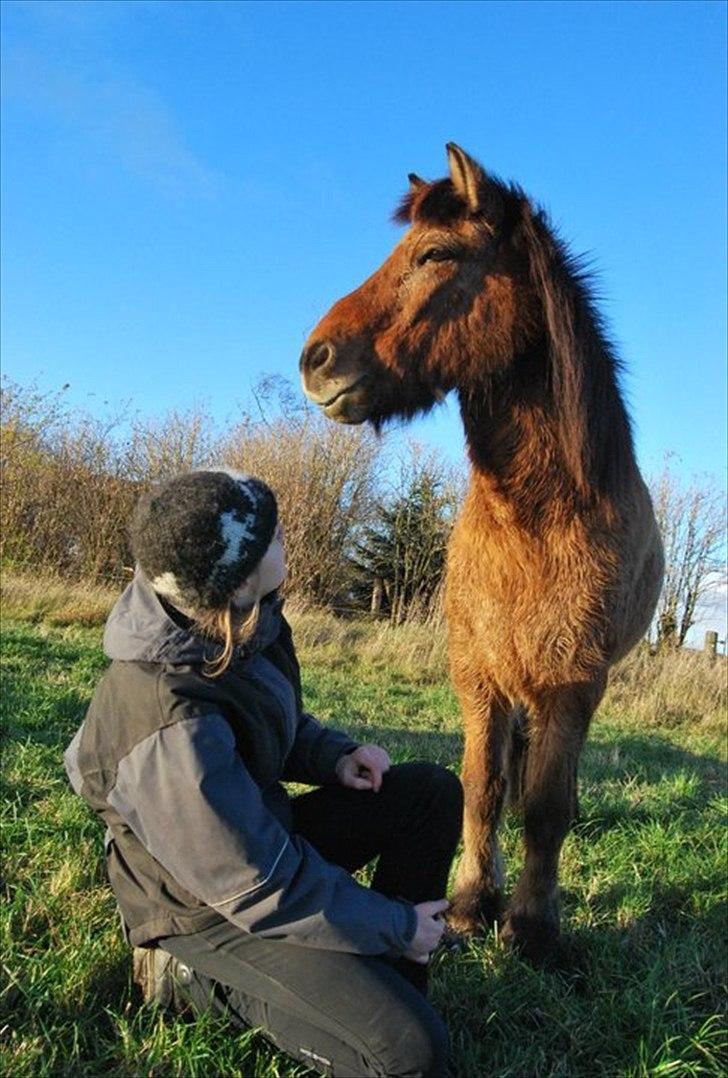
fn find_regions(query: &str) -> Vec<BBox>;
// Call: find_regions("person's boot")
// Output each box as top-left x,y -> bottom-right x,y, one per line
132,946 -> 193,1009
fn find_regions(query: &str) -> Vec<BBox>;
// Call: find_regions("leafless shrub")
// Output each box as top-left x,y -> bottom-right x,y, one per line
1,381 -> 135,582
0,380 -> 221,584
220,381 -> 380,605
650,458 -> 727,648
125,405 -> 221,481
1,377 -> 383,599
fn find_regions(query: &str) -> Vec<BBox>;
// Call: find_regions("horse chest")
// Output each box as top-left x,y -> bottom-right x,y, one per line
446,525 -> 611,686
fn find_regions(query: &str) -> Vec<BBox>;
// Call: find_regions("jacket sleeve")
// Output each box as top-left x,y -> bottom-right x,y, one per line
272,613 -> 360,785
282,711 -> 359,786
107,712 -> 416,956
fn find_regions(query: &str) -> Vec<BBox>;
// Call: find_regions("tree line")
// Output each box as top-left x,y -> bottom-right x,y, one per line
1,377 -> 724,641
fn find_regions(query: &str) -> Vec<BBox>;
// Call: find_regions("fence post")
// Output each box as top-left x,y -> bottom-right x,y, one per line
704,630 -> 718,660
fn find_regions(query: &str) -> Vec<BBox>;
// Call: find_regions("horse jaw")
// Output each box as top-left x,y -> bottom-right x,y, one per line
300,373 -> 371,424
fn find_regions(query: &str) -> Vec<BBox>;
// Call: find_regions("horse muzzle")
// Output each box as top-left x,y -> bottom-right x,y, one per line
299,340 -> 372,424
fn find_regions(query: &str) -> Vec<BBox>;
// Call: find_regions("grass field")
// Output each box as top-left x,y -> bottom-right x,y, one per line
2,597 -> 726,1076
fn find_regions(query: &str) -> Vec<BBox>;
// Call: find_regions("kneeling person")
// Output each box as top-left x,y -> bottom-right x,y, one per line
64,469 -> 463,1078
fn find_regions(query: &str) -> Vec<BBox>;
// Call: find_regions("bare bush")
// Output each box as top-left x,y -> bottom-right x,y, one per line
1,381 -> 136,581
125,405 -> 221,481
0,380 -> 222,584
1,377 -> 383,599
220,384 -> 380,605
650,459 -> 727,648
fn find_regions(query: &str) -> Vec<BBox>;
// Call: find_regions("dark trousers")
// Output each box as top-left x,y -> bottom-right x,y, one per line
162,762 -> 463,1077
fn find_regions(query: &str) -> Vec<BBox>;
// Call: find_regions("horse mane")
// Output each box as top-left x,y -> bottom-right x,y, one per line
518,205 -> 635,498
394,177 -> 635,499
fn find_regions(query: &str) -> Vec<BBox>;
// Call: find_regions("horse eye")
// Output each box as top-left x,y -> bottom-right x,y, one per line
417,246 -> 450,267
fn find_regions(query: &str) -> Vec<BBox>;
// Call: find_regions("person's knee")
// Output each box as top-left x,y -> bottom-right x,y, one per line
394,760 -> 462,801
383,761 -> 462,854
435,764 -> 464,811
418,761 -> 464,822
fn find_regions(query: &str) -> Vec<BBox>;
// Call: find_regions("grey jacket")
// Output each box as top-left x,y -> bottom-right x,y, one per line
64,573 -> 416,954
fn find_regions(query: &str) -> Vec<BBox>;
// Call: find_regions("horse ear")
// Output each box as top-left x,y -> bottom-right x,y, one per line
446,143 -> 485,214
408,172 -> 426,191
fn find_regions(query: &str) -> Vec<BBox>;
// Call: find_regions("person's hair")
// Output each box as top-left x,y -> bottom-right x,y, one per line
194,600 -> 261,678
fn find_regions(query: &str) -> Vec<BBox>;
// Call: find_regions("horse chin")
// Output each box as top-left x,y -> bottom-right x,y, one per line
322,395 -> 369,425
320,383 -> 374,424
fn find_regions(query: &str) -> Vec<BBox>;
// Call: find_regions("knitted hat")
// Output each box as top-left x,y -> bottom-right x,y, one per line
131,470 -> 278,612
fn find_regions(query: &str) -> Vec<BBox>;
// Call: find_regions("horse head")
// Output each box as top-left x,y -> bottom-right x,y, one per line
300,143 -> 537,429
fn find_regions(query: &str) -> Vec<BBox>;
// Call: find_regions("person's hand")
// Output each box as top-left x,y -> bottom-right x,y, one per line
334,744 -> 391,792
403,899 -> 450,964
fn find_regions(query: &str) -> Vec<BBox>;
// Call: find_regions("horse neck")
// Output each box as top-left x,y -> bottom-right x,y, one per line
456,338 -> 636,530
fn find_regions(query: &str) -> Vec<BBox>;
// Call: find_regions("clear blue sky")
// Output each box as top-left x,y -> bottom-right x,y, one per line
2,0 -> 726,491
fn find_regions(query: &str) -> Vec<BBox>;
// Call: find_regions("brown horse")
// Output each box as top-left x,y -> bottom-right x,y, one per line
300,144 -> 664,962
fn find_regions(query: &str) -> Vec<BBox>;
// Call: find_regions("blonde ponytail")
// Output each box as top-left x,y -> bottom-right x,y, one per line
194,600 -> 261,678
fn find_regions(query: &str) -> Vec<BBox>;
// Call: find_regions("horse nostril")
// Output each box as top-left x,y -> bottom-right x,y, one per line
301,340 -> 333,374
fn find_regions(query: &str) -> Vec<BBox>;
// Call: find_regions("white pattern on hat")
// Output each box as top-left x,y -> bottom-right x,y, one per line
151,571 -> 188,610
218,510 -> 257,564
198,466 -> 265,516
204,507 -> 260,596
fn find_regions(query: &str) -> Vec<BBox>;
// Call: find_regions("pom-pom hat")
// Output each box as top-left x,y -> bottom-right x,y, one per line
131,470 -> 278,612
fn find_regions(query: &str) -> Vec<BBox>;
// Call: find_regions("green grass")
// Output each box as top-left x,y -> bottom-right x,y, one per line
1,617 -> 726,1076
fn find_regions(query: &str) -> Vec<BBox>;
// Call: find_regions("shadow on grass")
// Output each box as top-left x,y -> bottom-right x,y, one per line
2,684 -> 93,746
2,621 -> 98,668
343,722 -> 725,795
583,729 -> 726,787
345,722 -> 465,770
2,624 -> 101,746
435,910 -> 726,1076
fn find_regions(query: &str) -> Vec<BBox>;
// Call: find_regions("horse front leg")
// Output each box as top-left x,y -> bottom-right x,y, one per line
448,675 -> 511,936
501,677 -> 605,963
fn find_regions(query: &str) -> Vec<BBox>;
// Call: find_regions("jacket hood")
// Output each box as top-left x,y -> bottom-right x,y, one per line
103,571 -> 283,664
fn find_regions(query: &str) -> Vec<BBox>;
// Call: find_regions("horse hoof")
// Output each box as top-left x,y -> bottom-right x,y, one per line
439,924 -> 468,954
500,910 -> 560,965
447,890 -> 503,937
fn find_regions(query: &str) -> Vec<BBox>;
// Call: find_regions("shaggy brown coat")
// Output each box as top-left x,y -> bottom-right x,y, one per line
300,144 -> 664,962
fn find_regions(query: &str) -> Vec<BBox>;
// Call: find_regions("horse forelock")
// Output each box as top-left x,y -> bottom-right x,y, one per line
393,172 -> 520,229
393,178 -> 469,226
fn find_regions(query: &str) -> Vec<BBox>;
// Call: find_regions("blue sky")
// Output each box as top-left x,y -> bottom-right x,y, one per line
2,1 -> 727,485
2,0 -> 726,486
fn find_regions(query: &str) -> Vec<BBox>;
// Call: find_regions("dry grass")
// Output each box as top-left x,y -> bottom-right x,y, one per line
288,597 -> 726,730
288,597 -> 449,683
0,571 -> 120,627
3,571 -> 724,731
602,643 -> 727,731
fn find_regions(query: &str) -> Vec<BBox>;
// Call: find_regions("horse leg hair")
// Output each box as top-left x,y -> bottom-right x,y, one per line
505,705 -> 528,811
448,674 -> 511,935
501,676 -> 605,962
